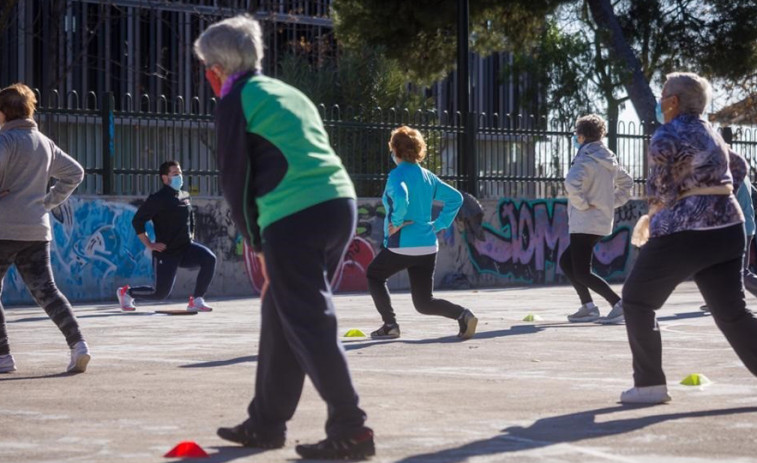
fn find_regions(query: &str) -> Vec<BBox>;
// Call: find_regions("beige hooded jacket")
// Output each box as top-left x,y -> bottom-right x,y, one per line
564,140 -> 633,236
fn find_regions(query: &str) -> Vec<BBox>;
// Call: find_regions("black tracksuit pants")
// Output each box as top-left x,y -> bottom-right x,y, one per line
244,198 -> 367,440
622,224 -> 757,387
128,241 -> 216,301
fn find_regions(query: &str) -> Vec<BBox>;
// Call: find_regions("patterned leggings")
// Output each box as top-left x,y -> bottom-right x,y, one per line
0,240 -> 83,356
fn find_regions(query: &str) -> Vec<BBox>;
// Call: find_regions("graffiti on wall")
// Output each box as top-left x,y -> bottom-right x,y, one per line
2,197 -> 154,304
242,237 -> 376,294
463,198 -> 638,284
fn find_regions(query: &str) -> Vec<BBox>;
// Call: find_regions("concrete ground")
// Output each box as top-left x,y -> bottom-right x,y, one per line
2,281 -> 757,463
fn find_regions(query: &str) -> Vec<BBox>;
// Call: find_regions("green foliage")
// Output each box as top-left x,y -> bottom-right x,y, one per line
276,45 -> 440,196
332,0 -> 569,85
277,44 -> 432,113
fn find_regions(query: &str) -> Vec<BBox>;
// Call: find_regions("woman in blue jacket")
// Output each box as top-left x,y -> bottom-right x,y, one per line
367,126 -> 478,340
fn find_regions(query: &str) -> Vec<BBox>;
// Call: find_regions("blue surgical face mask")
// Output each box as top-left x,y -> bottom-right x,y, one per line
169,174 -> 183,191
572,134 -> 582,151
655,100 -> 665,124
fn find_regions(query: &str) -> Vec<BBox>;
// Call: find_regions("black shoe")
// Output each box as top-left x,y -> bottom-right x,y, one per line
457,309 -> 478,340
295,428 -> 375,460
370,323 -> 400,339
216,424 -> 285,449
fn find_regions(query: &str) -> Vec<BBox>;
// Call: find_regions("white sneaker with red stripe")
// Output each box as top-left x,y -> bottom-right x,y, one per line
116,285 -> 136,311
187,296 -> 213,312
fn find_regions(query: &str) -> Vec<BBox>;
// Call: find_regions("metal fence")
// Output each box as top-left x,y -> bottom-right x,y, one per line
33,90 -> 757,199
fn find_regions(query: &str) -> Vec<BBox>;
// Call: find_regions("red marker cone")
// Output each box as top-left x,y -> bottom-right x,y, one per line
164,441 -> 209,458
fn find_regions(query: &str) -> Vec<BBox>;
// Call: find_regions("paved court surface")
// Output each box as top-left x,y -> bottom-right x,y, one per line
2,281 -> 757,463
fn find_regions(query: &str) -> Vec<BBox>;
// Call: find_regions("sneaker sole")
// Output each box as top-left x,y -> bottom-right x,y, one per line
0,366 -> 17,373
459,316 -> 478,340
68,353 -> 90,373
187,308 -> 213,312
370,334 -> 400,339
620,393 -> 672,404
295,444 -> 376,459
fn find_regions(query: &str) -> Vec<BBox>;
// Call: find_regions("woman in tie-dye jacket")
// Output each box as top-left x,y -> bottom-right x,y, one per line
619,72 -> 757,405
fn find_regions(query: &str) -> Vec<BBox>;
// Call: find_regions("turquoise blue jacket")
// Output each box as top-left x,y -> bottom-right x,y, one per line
737,175 -> 755,237
382,161 -> 463,249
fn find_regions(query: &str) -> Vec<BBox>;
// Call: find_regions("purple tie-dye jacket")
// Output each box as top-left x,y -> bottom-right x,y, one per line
648,114 -> 746,238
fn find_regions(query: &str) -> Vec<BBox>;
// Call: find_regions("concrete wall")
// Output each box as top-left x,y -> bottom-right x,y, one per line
1,196 -> 647,305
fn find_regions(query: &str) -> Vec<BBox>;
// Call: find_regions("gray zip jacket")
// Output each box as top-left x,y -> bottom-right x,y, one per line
564,140 -> 633,236
0,118 -> 84,241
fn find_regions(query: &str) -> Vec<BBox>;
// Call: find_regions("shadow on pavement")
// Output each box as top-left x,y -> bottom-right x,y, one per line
180,355 -> 258,368
180,325 -> 544,368
176,445 -> 267,463
657,311 -> 709,322
395,405 -> 757,462
0,371 -> 78,381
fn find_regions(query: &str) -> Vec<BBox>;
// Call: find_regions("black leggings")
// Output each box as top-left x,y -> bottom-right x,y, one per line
366,249 -> 466,325
559,233 -> 621,306
0,240 -> 84,355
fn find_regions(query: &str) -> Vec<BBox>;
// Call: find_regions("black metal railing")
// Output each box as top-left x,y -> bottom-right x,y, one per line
33,90 -> 757,199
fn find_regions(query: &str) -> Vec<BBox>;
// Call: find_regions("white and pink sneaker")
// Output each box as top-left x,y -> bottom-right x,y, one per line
187,296 -> 213,312
116,285 -> 136,311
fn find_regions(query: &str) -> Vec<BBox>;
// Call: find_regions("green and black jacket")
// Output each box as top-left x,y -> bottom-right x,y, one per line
214,72 -> 356,251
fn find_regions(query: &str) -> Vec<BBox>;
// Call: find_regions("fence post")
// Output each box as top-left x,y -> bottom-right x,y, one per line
466,112 -> 478,195
101,92 -> 114,194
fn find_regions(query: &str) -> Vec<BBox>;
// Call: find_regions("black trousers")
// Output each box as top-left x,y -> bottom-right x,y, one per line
622,224 -> 757,386
366,249 -> 466,325
0,240 -> 83,356
245,198 -> 367,440
559,233 -> 621,306
129,241 -> 216,301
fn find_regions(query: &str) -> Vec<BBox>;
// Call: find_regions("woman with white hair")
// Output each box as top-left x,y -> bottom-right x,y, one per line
193,14 -> 373,459
620,72 -> 757,404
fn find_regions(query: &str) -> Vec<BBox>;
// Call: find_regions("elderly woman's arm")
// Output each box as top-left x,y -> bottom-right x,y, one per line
646,131 -> 678,207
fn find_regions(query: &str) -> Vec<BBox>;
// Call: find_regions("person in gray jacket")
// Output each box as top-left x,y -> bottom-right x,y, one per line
0,83 -> 90,374
561,114 -> 633,324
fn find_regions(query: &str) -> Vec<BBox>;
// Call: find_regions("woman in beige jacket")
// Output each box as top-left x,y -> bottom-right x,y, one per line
561,114 -> 633,324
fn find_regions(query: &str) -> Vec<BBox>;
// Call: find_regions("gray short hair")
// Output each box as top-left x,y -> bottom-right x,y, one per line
664,72 -> 711,116
193,14 -> 264,74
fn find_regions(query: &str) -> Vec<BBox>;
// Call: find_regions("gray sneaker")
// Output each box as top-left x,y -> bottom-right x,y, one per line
0,354 -> 16,373
567,303 -> 600,322
597,301 -> 625,325
67,341 -> 91,373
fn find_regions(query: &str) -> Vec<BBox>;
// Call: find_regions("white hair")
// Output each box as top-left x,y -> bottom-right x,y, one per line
664,72 -> 712,116
193,14 -> 264,74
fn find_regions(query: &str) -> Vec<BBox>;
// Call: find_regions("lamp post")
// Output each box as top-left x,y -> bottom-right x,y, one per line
456,0 -> 477,195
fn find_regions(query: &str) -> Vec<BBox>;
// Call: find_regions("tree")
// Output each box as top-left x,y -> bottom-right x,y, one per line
332,0 -> 568,85
333,0 -> 757,128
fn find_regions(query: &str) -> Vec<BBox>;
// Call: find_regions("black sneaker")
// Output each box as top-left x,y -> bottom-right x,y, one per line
370,323 -> 400,339
457,309 -> 478,340
216,424 -> 285,449
295,428 -> 375,460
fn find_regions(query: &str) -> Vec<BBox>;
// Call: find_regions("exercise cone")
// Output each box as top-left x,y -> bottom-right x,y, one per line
164,441 -> 209,458
344,328 -> 366,337
522,314 -> 543,322
680,373 -> 712,386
